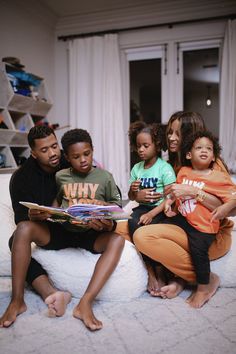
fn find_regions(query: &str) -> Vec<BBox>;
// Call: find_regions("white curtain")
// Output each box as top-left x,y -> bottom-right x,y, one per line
219,19 -> 236,172
68,34 -> 129,198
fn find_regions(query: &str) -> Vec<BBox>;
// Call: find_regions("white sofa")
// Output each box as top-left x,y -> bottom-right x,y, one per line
0,173 -> 236,301
0,173 -> 148,301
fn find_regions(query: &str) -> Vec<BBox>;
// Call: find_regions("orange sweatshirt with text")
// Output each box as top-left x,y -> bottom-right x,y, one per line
176,167 -> 236,233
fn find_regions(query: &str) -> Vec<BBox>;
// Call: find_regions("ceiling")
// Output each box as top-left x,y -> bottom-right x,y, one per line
38,0 -> 221,87
38,0 -> 154,17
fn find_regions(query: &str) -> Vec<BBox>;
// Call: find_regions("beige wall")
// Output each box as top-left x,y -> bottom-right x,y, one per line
0,0 -> 235,130
0,0 -> 56,121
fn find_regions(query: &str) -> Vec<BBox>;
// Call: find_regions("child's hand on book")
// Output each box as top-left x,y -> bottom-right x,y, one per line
88,219 -> 114,232
70,220 -> 89,227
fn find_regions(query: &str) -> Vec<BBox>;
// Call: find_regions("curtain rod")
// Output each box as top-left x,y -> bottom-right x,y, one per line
58,14 -> 236,41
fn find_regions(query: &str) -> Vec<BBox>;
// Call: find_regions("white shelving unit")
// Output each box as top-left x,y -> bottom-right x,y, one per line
0,62 -> 52,173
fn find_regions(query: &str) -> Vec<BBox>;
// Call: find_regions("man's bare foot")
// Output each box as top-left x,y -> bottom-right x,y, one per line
0,300 -> 27,328
159,278 -> 185,299
186,273 -> 220,308
45,291 -> 72,317
73,296 -> 103,331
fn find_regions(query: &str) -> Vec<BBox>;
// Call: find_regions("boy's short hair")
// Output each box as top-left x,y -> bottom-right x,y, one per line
28,125 -> 55,149
181,130 -> 222,167
61,129 -> 93,154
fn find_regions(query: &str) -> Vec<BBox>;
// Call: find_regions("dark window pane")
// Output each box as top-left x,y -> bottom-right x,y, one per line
129,59 -> 161,167
130,59 -> 161,124
183,48 -> 219,137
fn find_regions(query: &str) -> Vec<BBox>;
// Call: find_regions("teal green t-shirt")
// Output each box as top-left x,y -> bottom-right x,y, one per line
129,158 -> 176,206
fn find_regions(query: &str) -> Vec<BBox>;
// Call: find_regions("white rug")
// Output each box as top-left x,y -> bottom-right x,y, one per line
211,226 -> 236,287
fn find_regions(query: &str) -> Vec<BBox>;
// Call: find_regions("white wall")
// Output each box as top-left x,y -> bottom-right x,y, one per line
0,0 -> 235,131
54,40 -> 69,129
0,0 -> 56,121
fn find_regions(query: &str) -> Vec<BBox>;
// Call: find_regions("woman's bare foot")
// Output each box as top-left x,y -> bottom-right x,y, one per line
159,278 -> 185,299
147,264 -> 166,297
73,296 -> 103,331
45,291 -> 72,317
0,300 -> 27,328
186,272 -> 220,308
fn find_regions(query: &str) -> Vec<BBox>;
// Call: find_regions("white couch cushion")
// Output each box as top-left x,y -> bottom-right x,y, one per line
0,174 -> 148,299
33,241 -> 148,301
0,173 -> 235,299
0,174 -> 15,276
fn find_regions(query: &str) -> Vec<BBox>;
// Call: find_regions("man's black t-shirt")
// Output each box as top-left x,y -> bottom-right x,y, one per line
10,154 -> 69,224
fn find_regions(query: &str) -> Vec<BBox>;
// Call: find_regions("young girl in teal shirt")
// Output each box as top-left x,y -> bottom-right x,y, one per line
128,121 -> 176,295
128,121 -> 176,236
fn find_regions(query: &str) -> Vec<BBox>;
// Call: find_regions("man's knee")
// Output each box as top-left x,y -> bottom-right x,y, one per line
13,221 -> 37,242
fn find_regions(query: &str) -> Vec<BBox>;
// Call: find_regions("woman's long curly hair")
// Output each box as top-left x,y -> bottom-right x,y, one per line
166,111 -> 206,172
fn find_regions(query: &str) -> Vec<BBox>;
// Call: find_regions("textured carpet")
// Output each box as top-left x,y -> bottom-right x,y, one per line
1,277 -> 236,354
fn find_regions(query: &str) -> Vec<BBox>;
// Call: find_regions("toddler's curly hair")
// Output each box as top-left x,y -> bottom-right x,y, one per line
181,130 -> 222,167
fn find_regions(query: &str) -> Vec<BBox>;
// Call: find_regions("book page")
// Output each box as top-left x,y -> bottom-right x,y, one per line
19,202 -> 69,217
19,201 -> 130,221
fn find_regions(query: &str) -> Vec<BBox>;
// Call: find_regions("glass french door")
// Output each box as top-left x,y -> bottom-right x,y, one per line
119,22 -> 224,173
124,45 -> 164,167
178,40 -> 221,137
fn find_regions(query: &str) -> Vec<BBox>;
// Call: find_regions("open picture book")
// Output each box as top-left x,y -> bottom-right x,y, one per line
19,201 -> 130,224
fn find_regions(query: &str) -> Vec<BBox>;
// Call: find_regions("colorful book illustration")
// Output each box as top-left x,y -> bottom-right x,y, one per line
19,201 -> 130,223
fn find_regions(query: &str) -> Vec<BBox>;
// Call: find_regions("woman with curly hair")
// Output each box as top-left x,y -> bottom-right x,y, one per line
132,112 -> 234,305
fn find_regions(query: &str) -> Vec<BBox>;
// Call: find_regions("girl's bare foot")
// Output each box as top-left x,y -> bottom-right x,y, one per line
160,278 -> 185,299
147,273 -> 163,297
186,273 -> 220,308
0,300 -> 27,328
147,264 -> 166,297
45,291 -> 72,317
185,291 -> 195,303
73,296 -> 103,331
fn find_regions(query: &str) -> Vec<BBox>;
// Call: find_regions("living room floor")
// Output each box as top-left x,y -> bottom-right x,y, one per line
1,277 -> 236,354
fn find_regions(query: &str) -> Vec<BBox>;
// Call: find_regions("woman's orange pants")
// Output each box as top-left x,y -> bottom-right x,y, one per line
115,218 -> 233,283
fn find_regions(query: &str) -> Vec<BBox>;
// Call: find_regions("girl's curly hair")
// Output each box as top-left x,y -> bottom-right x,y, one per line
128,120 -> 166,154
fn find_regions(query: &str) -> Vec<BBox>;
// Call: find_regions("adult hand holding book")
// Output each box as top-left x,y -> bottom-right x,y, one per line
28,207 -> 53,222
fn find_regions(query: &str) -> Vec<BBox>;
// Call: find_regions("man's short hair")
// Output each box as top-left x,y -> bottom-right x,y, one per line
28,125 -> 55,149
